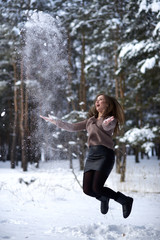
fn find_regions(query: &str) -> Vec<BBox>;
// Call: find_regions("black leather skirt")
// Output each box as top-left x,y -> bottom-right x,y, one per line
84,145 -> 115,176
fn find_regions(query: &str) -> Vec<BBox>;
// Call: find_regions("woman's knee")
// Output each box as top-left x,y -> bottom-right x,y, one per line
83,186 -> 95,197
83,186 -> 91,196
92,185 -> 102,196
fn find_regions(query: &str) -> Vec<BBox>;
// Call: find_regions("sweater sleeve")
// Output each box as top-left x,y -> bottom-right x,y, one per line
102,118 -> 117,132
55,119 -> 87,132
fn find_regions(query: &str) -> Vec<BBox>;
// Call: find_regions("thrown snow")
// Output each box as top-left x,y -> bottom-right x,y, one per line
1,111 -> 5,117
0,80 -> 7,89
0,156 -> 160,240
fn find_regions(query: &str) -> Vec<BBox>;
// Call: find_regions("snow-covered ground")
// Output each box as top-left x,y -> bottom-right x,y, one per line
0,156 -> 160,240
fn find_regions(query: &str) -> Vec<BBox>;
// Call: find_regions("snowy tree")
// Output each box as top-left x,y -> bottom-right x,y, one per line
116,0 -> 160,129
0,0 -> 22,164
120,126 -> 155,162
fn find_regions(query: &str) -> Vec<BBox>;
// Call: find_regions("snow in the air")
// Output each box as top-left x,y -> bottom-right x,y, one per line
0,156 -> 160,240
0,81 -> 7,88
1,111 -> 5,117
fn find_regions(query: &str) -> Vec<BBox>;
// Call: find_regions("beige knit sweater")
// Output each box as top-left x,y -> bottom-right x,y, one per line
56,116 -> 117,150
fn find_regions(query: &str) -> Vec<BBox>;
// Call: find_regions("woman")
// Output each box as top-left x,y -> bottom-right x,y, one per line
40,94 -> 133,218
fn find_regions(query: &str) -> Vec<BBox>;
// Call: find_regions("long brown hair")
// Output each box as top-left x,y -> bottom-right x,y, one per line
88,93 -> 125,135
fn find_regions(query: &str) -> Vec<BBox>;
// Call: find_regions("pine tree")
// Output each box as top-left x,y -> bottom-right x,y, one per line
116,0 -> 160,161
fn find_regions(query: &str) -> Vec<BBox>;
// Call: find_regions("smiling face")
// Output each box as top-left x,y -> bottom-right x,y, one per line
95,95 -> 108,115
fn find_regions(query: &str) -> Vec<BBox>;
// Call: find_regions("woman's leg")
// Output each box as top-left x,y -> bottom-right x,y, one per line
83,170 -> 116,200
83,169 -> 116,215
83,170 -> 99,198
83,170 -> 133,218
92,171 -> 133,218
92,170 -> 117,200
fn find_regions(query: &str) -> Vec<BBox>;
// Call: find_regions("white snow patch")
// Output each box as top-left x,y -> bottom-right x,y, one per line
48,224 -> 160,240
0,157 -> 160,240
140,56 -> 156,73
138,0 -> 160,14
119,40 -> 159,59
150,1 -> 160,12
15,80 -> 21,86
153,21 -> 160,36
12,26 -> 20,36
142,142 -> 154,154
57,144 -> 63,149
138,0 -> 147,13
0,80 -> 7,88
30,0 -> 37,6
119,40 -> 145,59
120,126 -> 155,144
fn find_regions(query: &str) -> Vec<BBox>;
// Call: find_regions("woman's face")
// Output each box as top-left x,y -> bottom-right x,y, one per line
95,95 -> 108,114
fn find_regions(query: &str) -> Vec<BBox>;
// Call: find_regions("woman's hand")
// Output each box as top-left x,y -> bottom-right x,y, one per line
103,116 -> 114,126
40,115 -> 56,125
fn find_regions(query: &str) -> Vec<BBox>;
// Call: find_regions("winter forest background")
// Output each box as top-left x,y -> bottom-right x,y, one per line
0,0 -> 160,181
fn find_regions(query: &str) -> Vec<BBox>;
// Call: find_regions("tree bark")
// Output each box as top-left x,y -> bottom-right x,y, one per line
116,148 -> 121,174
20,59 -> 27,171
79,29 -> 86,111
11,61 -> 18,169
114,39 -> 122,174
77,131 -> 85,171
67,30 -> 76,111
78,13 -> 86,169
120,145 -> 126,182
134,146 -> 140,163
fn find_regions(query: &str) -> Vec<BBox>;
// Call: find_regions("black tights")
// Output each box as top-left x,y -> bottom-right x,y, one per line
83,170 -> 117,200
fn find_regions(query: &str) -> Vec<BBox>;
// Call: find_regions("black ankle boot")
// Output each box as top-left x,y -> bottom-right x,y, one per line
101,198 -> 110,214
115,192 -> 133,218
96,196 -> 110,215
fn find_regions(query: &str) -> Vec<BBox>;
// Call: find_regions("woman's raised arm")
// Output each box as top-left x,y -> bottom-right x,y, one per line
40,115 -> 87,132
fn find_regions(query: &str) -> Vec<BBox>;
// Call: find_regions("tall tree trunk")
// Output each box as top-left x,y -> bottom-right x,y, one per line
11,61 -> 18,169
119,72 -> 126,181
120,145 -> 126,182
78,17 -> 86,169
119,73 -> 125,100
115,55 -> 126,180
20,59 -> 27,171
114,43 -> 121,174
155,143 -> 160,160
77,131 -> 85,171
67,30 -> 75,111
24,87 -> 30,164
116,149 -> 121,174
114,1 -> 127,182
79,29 -> 86,111
135,146 -> 140,163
